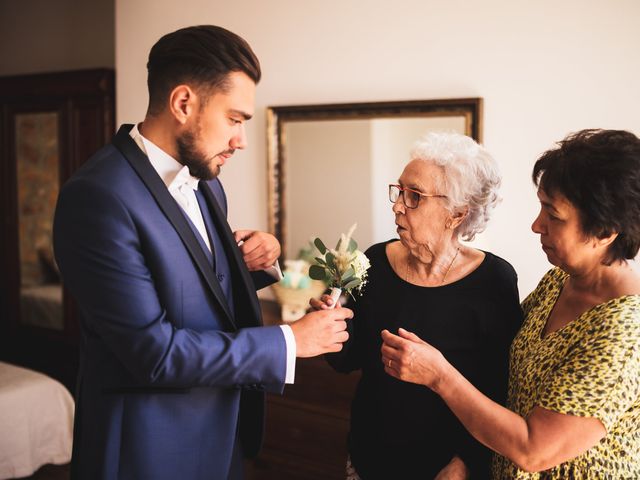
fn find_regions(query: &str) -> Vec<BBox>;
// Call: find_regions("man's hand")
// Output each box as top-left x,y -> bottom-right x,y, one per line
290,307 -> 353,357
234,230 -> 280,271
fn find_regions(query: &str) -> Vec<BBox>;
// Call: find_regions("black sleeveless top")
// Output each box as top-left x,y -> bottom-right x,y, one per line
327,240 -> 523,479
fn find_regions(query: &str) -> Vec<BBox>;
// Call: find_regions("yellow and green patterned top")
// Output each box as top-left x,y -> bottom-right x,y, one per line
493,268 -> 640,479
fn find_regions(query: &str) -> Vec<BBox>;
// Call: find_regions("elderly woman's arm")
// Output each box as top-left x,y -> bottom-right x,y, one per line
380,328 -> 606,473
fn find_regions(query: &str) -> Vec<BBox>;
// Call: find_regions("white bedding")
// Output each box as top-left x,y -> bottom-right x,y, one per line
0,362 -> 74,479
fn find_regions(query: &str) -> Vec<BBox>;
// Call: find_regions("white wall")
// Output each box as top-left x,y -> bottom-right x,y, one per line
115,0 -> 640,298
0,0 -> 114,76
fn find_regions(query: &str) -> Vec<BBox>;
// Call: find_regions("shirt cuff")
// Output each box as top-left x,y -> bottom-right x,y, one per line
278,324 -> 296,384
264,261 -> 283,281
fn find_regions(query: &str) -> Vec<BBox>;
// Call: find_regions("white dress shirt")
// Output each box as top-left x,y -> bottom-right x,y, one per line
129,124 -> 296,383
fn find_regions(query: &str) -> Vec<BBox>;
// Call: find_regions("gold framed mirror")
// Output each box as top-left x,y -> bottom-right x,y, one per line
267,98 -> 483,259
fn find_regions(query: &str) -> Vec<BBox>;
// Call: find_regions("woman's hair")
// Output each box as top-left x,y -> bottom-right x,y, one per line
410,131 -> 501,241
533,129 -> 640,264
146,25 -> 261,115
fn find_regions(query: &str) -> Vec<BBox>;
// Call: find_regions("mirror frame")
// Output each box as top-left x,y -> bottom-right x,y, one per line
266,98 -> 483,258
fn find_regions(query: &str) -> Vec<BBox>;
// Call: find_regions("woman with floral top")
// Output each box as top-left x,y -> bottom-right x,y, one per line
382,129 -> 640,479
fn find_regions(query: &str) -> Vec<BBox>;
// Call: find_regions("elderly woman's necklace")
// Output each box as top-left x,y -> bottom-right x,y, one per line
406,247 -> 460,285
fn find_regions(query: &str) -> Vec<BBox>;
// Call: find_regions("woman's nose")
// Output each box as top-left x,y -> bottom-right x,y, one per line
531,210 -> 544,234
392,196 -> 405,215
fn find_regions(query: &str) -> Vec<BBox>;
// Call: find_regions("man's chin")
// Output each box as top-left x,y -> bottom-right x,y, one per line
209,165 -> 221,178
190,165 -> 220,181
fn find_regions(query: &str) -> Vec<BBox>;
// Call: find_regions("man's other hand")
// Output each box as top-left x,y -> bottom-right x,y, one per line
234,230 -> 281,271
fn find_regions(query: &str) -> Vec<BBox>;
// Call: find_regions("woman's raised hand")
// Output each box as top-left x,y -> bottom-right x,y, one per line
381,328 -> 449,391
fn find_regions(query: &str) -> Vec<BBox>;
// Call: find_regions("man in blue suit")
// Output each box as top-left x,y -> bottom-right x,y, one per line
53,25 -> 352,480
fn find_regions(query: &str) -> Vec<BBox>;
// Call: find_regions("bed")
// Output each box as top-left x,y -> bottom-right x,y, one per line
0,362 -> 74,479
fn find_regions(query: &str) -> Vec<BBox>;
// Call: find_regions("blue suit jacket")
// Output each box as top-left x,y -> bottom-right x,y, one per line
53,125 -> 285,480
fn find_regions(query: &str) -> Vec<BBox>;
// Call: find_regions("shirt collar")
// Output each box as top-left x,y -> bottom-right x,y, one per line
129,123 -> 199,192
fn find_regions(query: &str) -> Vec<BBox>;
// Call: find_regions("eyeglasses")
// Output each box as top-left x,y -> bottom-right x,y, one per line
388,184 -> 447,209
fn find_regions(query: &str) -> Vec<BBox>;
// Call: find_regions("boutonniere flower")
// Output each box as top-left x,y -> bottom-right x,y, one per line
309,223 -> 371,307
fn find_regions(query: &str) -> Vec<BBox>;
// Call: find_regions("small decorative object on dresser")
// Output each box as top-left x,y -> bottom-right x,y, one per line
271,259 -> 325,321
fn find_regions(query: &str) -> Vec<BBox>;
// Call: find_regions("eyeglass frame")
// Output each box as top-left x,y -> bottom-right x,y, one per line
388,184 -> 447,209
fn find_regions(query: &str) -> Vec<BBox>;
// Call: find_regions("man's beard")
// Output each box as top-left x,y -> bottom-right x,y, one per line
176,123 -> 219,181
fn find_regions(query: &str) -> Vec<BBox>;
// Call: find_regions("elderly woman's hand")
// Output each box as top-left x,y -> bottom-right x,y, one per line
380,328 -> 450,391
309,294 -> 336,311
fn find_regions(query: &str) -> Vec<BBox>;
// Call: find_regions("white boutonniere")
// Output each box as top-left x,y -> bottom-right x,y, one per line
309,223 -> 371,307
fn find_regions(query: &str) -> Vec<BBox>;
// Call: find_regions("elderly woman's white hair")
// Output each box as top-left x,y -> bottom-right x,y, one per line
410,131 -> 501,241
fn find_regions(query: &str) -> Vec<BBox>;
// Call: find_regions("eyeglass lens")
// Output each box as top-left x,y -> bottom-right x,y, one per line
389,185 -> 419,208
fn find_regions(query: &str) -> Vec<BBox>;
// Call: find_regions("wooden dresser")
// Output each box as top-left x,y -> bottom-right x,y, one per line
246,301 -> 360,480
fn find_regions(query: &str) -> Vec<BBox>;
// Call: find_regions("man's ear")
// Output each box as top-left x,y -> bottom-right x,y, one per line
168,85 -> 197,125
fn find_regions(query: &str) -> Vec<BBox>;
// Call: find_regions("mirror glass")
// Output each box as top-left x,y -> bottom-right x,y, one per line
15,112 -> 64,330
267,99 -> 482,259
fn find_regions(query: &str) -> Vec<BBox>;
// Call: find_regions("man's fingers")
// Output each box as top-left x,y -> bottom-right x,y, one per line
239,238 -> 261,257
234,229 -> 253,243
333,320 -> 347,332
340,307 -> 354,320
335,330 -> 349,343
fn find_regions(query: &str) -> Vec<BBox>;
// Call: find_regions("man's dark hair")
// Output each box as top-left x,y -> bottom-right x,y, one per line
533,129 -> 640,265
146,25 -> 261,115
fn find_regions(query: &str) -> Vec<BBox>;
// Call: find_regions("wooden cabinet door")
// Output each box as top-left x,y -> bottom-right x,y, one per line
0,69 -> 115,392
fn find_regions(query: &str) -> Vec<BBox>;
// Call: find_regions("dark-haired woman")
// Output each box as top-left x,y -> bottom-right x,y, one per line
381,129 -> 640,479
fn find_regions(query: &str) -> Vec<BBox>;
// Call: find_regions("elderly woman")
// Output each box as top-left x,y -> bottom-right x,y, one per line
314,132 -> 523,479
382,129 -> 640,479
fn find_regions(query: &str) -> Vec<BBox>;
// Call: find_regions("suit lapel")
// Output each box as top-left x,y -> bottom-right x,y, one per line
200,181 -> 262,327
111,125 -> 237,330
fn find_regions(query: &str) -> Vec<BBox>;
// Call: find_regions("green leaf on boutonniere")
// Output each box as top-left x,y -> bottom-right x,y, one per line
343,278 -> 361,291
309,265 -> 327,280
341,267 -> 355,282
326,252 -> 336,270
314,257 -> 326,265
341,275 -> 356,285
314,238 -> 327,254
348,238 -> 357,253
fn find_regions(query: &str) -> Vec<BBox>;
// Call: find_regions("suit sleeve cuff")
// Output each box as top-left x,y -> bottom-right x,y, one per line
278,324 -> 296,384
264,261 -> 283,281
